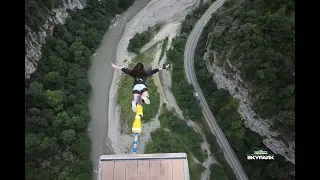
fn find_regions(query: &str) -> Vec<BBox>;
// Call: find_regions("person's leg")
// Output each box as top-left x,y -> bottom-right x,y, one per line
132,87 -> 140,112
141,87 -> 150,104
131,93 -> 140,112
133,93 -> 140,102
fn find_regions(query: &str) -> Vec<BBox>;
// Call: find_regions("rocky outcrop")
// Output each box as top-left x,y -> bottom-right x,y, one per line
25,0 -> 86,78
53,0 -> 86,24
203,47 -> 295,164
25,17 -> 57,78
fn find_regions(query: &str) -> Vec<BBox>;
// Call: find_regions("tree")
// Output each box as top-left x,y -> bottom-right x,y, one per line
41,109 -> 56,124
75,78 -> 90,93
74,173 -> 91,180
26,82 -> 46,107
54,40 -> 70,60
26,114 -> 48,132
60,129 -> 76,144
58,172 -> 73,180
46,90 -> 64,112
72,160 -> 92,176
63,30 -> 74,44
72,116 -> 87,131
45,35 -> 57,49
232,127 -> 245,139
28,82 -> 44,98
265,162 -> 281,179
118,0 -> 134,9
48,56 -> 68,76
25,133 -> 41,156
44,71 -> 64,90
67,19 -> 83,33
244,131 -> 261,148
75,91 -> 88,105
39,136 -> 59,156
64,94 -> 77,107
65,64 -> 87,86
71,133 -> 91,160
84,28 -> 101,48
53,111 -> 76,132
27,107 -> 41,117
210,164 -> 228,180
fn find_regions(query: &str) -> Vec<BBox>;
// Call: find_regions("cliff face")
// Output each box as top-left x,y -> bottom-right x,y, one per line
198,0 -> 295,165
203,48 -> 295,164
25,0 -> 87,78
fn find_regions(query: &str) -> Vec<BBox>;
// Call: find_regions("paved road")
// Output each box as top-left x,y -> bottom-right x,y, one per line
184,0 -> 249,180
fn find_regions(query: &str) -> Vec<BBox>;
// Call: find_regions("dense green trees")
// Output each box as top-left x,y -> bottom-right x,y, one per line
145,107 -> 206,180
128,24 -> 162,54
25,0 -> 135,179
209,0 -> 295,141
159,109 -> 206,163
167,38 -> 204,120
210,164 -> 228,180
194,4 -> 295,179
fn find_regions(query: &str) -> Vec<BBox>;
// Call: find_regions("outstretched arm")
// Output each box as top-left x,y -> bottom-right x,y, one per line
146,64 -> 170,75
159,64 -> 170,70
111,63 -> 122,70
111,63 -> 131,75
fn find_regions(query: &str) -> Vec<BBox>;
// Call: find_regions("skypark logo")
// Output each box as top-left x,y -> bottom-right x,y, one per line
247,150 -> 275,160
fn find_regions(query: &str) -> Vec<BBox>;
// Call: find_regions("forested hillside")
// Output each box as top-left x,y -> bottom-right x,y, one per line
208,0 -> 295,141
195,20 -> 295,179
191,0 -> 295,179
25,0 -> 134,179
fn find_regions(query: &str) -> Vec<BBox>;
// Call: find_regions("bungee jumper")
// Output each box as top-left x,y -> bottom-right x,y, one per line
111,62 -> 170,112
111,62 -> 169,153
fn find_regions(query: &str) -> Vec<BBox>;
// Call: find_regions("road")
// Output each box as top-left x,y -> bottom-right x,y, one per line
183,0 -> 249,180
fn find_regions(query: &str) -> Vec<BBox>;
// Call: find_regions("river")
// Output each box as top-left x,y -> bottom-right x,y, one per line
87,0 -> 151,177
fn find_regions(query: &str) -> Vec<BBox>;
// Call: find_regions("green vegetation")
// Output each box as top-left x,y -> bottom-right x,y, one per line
159,37 -> 169,60
167,36 -> 203,120
210,164 -> 228,180
117,46 -> 160,133
209,0 -> 295,141
160,108 -> 206,163
25,0 -> 135,179
165,2 -> 234,180
165,2 -> 210,121
145,106 -> 206,180
194,4 -> 295,179
128,23 -> 163,54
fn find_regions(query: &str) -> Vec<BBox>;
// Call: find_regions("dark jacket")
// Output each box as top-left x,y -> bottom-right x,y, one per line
121,68 -> 159,87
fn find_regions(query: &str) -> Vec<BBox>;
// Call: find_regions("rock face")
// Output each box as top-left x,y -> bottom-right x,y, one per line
203,48 -> 295,164
53,0 -> 86,24
25,0 -> 86,78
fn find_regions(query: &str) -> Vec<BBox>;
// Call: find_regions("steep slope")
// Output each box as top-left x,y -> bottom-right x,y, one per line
204,0 -> 295,164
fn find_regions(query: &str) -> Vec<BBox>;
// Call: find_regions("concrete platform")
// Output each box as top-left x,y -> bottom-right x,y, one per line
97,153 -> 190,180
